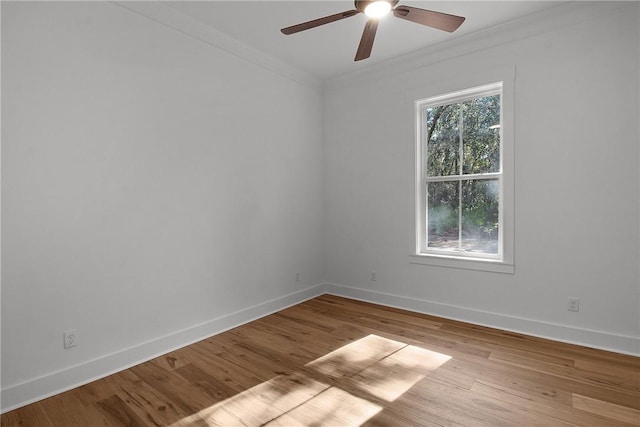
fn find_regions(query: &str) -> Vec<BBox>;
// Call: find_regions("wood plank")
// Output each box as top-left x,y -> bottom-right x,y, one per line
442,353 -> 640,410
398,379 -> 526,426
37,390 -> 116,427
179,372 -> 328,426
128,360 -> 214,420
469,380 -> 626,427
110,369 -> 196,427
265,386 -> 382,426
575,356 -> 640,380
490,349 -> 640,394
441,321 -> 637,367
314,295 -> 445,330
0,403 -> 54,427
96,395 -> 149,427
306,334 -> 406,379
573,393 -> 640,426
304,300 -> 493,359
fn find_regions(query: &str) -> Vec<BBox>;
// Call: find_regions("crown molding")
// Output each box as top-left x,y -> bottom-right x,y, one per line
324,1 -> 633,92
111,1 -> 322,90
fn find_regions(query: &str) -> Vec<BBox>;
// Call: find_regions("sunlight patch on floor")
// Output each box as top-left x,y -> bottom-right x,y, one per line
265,387 -> 382,426
171,372 -> 329,426
308,334 -> 451,401
306,334 -> 407,377
170,373 -> 380,427
172,334 -> 450,426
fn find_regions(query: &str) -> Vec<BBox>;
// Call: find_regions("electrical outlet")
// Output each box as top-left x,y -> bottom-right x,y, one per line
371,271 -> 376,281
295,272 -> 300,282
63,329 -> 77,349
568,298 -> 580,312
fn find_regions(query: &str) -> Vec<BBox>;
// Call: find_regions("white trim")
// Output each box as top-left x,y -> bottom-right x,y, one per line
324,2 -> 628,92
417,84 -> 503,260
425,172 -> 501,183
409,254 -> 514,274
323,283 -> 640,357
419,83 -> 502,111
412,67 -> 515,270
0,284 -> 327,413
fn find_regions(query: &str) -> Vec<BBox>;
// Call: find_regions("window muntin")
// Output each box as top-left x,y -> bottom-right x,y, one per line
417,83 -> 503,260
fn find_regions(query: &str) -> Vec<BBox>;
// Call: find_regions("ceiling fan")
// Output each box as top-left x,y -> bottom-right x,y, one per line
281,0 -> 466,61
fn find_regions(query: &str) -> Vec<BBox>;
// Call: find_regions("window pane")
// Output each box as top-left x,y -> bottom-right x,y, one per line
461,179 -> 499,254
426,104 -> 460,177
427,181 -> 459,250
462,95 -> 500,174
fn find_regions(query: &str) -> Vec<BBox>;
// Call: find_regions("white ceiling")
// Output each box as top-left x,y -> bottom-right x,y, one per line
164,1 -> 566,80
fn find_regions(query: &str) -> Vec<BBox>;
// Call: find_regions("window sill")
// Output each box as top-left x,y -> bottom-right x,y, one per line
409,254 -> 514,274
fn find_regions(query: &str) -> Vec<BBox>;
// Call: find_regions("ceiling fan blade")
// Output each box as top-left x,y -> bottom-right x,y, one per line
281,9 -> 360,35
393,5 -> 465,32
355,19 -> 378,61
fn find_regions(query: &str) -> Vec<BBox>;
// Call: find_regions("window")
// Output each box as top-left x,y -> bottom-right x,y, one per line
412,79 -> 514,273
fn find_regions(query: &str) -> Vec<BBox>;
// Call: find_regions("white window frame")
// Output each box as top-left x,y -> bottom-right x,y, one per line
410,67 -> 515,274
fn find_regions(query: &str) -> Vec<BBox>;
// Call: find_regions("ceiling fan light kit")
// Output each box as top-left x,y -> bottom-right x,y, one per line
364,1 -> 393,18
281,0 -> 465,61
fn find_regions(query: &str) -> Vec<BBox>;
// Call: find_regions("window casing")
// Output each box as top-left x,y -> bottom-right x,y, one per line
413,77 -> 514,274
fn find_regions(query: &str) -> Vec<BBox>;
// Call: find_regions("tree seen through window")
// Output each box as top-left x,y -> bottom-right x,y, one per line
425,93 -> 501,254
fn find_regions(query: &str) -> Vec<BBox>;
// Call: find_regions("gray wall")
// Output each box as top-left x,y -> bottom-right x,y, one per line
2,1 -> 325,405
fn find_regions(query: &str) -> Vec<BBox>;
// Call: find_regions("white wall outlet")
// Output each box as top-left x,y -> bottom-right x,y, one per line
63,329 -> 77,349
568,298 -> 580,312
295,272 -> 300,282
371,271 -> 376,281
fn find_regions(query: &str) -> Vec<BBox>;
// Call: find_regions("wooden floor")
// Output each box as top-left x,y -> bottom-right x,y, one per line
3,295 -> 639,426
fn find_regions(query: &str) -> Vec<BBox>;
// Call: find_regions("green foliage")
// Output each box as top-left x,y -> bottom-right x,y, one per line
427,181 -> 458,236
461,179 -> 499,238
426,95 -> 500,177
425,94 -> 500,253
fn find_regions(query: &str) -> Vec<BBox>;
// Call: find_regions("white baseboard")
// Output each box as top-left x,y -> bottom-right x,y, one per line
1,284 -> 326,413
3,282 -> 638,413
324,283 -> 640,357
